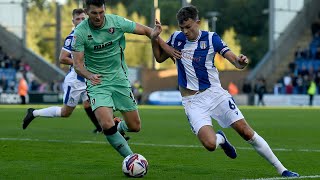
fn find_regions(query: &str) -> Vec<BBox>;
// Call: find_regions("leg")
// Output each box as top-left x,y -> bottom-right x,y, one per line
20,95 -> 26,104
82,100 -> 102,133
95,107 -> 133,158
309,95 -> 313,106
231,119 -> 299,177
181,92 -> 236,158
197,125 -> 236,159
33,104 -> 75,118
22,105 -> 75,129
261,95 -> 265,106
120,110 -> 141,132
197,125 -> 218,151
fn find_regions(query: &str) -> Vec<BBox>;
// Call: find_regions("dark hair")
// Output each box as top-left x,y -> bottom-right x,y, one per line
72,8 -> 85,16
176,5 -> 199,24
85,0 -> 105,8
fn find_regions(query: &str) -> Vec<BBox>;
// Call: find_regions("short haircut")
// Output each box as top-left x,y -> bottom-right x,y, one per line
72,8 -> 85,17
176,5 -> 199,24
85,0 -> 105,8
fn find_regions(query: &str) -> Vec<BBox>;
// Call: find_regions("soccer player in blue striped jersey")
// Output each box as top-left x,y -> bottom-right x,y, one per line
150,5 -> 299,177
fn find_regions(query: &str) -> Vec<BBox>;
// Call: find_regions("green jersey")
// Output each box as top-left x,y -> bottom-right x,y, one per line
72,14 -> 136,87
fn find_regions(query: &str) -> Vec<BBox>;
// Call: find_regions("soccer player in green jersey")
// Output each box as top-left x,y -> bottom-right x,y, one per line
72,0 -> 179,158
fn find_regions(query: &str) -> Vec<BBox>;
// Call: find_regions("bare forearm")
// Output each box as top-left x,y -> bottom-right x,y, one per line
74,64 -> 93,79
224,51 -> 247,69
60,57 -> 73,65
151,38 -> 170,63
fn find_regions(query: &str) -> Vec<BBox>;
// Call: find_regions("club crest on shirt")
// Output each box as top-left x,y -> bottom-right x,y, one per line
108,27 -> 115,34
200,41 -> 207,49
87,34 -> 93,40
177,41 -> 182,46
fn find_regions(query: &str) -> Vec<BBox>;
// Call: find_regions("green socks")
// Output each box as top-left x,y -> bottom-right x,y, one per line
106,132 -> 132,157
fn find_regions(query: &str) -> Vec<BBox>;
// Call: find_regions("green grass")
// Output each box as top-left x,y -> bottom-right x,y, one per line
0,105 -> 319,179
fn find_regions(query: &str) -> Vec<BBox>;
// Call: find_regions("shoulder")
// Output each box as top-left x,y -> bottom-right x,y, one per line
108,14 -> 134,25
106,14 -> 125,23
171,31 -> 185,40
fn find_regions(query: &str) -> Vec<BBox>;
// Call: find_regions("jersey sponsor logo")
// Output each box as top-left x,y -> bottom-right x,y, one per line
181,50 -> 201,62
93,41 -> 112,51
65,39 -> 71,46
200,41 -> 207,49
108,27 -> 115,34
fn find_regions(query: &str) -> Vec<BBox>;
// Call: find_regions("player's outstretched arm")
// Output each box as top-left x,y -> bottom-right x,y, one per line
224,51 -> 249,69
150,19 -> 169,63
72,51 -> 101,85
134,21 -> 181,63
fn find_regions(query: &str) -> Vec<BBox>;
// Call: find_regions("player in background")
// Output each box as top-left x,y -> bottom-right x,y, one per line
71,0 -> 179,158
22,8 -> 127,137
150,5 -> 299,177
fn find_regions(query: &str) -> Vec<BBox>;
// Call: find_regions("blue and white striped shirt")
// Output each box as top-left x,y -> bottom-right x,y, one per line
62,30 -> 85,82
167,30 -> 230,91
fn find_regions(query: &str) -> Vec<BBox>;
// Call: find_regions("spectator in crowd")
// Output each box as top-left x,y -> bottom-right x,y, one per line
307,76 -> 317,106
228,81 -> 238,96
294,46 -> 308,59
242,79 -> 254,105
283,72 -> 293,94
242,80 -> 252,94
294,74 -> 304,94
255,78 -> 266,106
0,75 -> 7,92
17,74 -> 28,104
309,31 -> 320,59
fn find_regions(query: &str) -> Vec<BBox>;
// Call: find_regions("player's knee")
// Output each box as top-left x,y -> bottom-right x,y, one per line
129,121 -> 141,132
203,141 -> 217,151
61,110 -> 72,117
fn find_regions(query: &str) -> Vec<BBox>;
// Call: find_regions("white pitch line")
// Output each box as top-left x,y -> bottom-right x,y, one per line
1,137 -> 320,153
1,137 -> 318,180
242,175 -> 320,180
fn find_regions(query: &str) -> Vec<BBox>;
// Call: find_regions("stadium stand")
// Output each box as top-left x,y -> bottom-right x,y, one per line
276,18 -> 320,95
247,0 -> 320,94
0,24 -> 65,84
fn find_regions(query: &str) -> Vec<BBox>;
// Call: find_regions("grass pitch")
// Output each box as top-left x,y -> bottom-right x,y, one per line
0,105 -> 319,179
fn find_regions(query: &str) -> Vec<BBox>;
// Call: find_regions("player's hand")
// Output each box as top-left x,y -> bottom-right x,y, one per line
88,74 -> 101,85
163,46 -> 181,63
237,54 -> 249,68
150,19 -> 162,40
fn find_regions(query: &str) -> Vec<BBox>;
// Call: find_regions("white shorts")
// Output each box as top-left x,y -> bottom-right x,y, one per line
182,86 -> 244,135
63,73 -> 88,107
